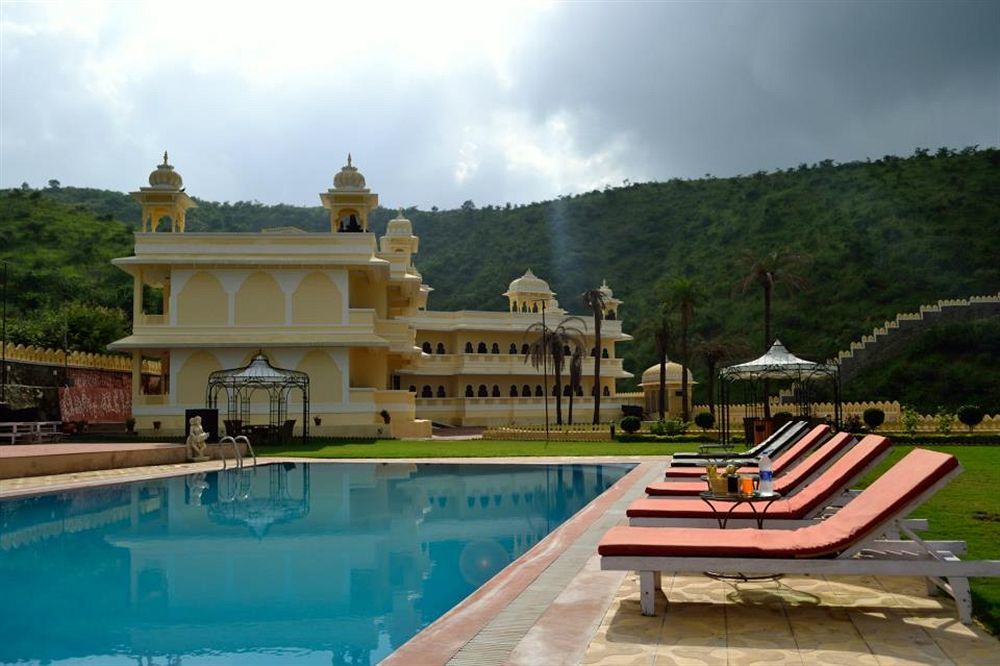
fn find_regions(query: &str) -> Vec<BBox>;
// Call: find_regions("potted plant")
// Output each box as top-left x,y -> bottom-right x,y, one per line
125,417 -> 136,433
152,420 -> 161,431
313,416 -> 322,427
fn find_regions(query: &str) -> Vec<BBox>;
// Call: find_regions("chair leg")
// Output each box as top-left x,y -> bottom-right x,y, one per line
951,577 -> 972,624
639,571 -> 661,616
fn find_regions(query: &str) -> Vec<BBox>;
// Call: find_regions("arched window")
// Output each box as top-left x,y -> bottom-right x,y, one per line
602,348 -> 609,358
509,343 -> 517,354
465,385 -> 474,397
491,342 -> 500,354
509,385 -> 519,397
552,385 -> 559,396
521,303 -> 527,312
465,342 -> 474,353
437,386 -> 446,398
477,342 -> 488,354
590,347 -> 596,357
491,384 -> 500,397
421,341 -> 432,353
522,384 -> 531,397
478,384 -> 488,397
563,344 -> 571,356
521,343 -> 530,355
563,385 -> 571,396
532,303 -> 538,313
436,342 -> 446,354
535,385 -> 543,397
591,386 -> 596,396
408,385 -> 416,393
603,386 -> 611,396
607,311 -> 616,320
421,385 -> 432,398
575,386 -> 583,396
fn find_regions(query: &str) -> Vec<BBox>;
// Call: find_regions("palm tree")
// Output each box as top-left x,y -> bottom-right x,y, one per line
738,249 -> 809,417
582,288 -> 608,424
695,336 -> 747,416
651,310 -> 673,421
738,249 -> 810,353
524,316 -> 586,425
568,346 -> 583,425
664,277 -> 702,422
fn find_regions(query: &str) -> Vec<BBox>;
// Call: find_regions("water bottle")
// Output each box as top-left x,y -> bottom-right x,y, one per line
759,453 -> 773,495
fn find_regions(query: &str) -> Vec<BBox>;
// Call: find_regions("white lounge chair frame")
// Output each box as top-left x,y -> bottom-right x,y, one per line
603,464 -> 1000,624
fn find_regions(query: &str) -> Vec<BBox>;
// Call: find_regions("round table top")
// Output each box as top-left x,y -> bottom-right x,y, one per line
699,490 -> 781,502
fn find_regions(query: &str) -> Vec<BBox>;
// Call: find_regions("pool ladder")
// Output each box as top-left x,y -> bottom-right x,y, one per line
217,435 -> 257,470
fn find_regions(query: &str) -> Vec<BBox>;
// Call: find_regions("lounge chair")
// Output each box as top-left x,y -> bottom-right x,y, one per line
668,420 -> 811,467
671,419 -> 806,461
647,430 -> 854,496
628,434 -> 891,527
676,419 -> 799,457
600,448 -> 1000,623
665,423 -> 831,478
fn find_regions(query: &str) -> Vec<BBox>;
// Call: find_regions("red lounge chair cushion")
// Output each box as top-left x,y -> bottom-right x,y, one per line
637,435 -> 889,518
602,448 -> 958,558
647,432 -> 853,497
665,424 -> 830,478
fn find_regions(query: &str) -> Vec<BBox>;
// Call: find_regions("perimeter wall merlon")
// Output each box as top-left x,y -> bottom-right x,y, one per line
692,401 -> 1000,432
833,293 -> 1000,385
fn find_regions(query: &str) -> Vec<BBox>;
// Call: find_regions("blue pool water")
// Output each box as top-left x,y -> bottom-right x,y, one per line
0,462 -> 631,665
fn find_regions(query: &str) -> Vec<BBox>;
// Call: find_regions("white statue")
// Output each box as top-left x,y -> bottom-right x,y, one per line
186,416 -> 210,461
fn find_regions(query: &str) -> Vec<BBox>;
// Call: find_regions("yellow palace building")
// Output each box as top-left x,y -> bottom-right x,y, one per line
109,154 -> 632,438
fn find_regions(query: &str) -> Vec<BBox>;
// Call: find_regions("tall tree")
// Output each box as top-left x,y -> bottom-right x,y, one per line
738,249 -> 809,417
524,316 -> 586,426
568,345 -> 584,426
694,335 -> 747,416
651,310 -> 673,421
664,276 -> 702,422
582,288 -> 608,424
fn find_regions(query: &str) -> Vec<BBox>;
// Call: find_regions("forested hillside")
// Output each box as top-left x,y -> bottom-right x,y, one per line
3,147 -> 998,409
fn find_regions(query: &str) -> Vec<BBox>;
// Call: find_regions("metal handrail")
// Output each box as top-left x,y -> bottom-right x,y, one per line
235,435 -> 256,467
217,436 -> 241,470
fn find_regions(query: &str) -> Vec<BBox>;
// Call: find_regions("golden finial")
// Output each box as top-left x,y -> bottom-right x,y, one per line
347,153 -> 353,168
162,150 -> 169,166
398,206 -> 404,218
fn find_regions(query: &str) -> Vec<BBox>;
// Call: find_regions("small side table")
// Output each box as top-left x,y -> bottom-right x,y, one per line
698,490 -> 782,529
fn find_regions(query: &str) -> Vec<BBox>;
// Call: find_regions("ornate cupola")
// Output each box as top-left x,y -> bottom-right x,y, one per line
320,153 -> 379,233
130,151 -> 197,232
380,207 -> 419,256
598,279 -> 622,320
503,269 -> 560,313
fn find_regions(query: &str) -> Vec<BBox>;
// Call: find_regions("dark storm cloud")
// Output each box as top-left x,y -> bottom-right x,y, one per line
0,1 -> 996,209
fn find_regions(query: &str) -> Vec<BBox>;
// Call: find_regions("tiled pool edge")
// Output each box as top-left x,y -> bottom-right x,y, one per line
383,459 -> 663,666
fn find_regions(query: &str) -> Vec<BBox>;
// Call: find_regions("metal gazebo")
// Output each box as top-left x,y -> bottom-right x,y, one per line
206,351 -> 310,442
718,339 -> 841,446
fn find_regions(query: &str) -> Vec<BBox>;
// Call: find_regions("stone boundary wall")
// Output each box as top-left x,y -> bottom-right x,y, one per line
693,401 -> 1000,433
833,293 -> 1000,385
2,342 -> 161,374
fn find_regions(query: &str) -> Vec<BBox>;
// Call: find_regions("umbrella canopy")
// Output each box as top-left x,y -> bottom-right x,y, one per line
720,339 -> 835,380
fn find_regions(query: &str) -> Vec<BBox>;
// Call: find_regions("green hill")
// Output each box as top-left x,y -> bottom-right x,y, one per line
3,147 -> 998,410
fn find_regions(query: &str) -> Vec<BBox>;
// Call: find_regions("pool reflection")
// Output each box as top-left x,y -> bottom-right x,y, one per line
0,462 -> 630,665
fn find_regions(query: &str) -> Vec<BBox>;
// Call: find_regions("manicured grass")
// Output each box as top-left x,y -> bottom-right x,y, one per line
264,438 -> 695,458
855,445 -> 1000,632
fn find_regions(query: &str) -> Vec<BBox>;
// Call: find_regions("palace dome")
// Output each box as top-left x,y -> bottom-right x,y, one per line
333,153 -> 367,190
504,269 -> 554,297
148,151 -> 183,190
599,279 -> 614,298
386,208 -> 412,236
640,362 -> 695,385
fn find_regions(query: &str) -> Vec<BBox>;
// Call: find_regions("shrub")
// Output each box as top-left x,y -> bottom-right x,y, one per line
652,418 -> 688,436
773,411 -> 794,426
694,411 -> 715,432
935,406 -> 955,434
862,408 -> 885,431
843,414 -> 864,433
956,405 -> 985,432
900,404 -> 920,436
620,416 -> 642,434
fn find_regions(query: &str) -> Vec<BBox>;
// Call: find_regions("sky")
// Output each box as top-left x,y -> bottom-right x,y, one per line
1,0 -> 998,210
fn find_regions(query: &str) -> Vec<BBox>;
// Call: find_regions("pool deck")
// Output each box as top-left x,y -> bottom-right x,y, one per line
1,446 -> 997,665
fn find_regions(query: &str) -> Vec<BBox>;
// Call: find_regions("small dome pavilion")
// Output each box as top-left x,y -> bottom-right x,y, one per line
503,269 -> 559,313
639,361 -> 696,419
130,151 -> 197,233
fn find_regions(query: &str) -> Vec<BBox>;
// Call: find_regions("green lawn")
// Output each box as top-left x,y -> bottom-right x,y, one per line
264,438 -> 1000,631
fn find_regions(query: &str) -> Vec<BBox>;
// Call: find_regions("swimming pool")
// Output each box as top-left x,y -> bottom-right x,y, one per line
0,461 -> 631,665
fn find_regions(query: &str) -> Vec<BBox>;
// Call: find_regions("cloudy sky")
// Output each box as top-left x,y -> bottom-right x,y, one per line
1,0 -> 997,209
